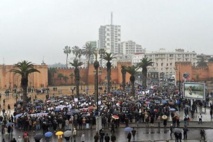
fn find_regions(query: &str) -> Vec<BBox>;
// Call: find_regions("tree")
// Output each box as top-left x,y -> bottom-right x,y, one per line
72,46 -> 82,59
208,58 -> 213,62
125,65 -> 138,96
70,59 -> 83,100
10,60 -> 40,104
197,56 -> 207,67
64,46 -> 71,68
121,65 -> 127,91
103,53 -> 116,94
82,43 -> 96,88
137,57 -> 153,89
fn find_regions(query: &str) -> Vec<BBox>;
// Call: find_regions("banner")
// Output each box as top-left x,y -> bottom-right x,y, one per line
183,82 -> 205,100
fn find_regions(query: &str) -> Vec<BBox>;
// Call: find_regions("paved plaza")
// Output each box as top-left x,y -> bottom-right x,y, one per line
1,87 -> 213,142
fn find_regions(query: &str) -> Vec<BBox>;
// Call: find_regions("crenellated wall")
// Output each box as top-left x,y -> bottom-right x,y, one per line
176,62 -> 213,81
51,62 -> 132,86
0,64 -> 48,89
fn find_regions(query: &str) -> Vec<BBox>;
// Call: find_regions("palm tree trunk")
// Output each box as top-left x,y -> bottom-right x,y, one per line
22,85 -> 28,105
142,70 -> 147,89
122,73 -> 126,91
131,81 -> 135,96
107,69 -> 111,94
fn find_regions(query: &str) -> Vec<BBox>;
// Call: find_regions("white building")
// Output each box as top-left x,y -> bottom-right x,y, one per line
132,53 -> 146,66
120,40 -> 145,55
145,48 -> 197,79
99,25 -> 121,54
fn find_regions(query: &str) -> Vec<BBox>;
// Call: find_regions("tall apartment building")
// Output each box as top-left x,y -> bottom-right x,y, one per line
120,40 -> 145,55
99,25 -> 121,54
145,48 -> 197,79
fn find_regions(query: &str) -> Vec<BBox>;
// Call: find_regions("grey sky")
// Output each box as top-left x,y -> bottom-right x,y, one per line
0,0 -> 213,65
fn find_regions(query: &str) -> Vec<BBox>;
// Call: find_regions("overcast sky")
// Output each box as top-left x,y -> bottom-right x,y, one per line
0,0 -> 213,65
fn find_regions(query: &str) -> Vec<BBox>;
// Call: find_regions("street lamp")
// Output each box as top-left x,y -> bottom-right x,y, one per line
174,65 -> 181,93
93,51 -> 102,132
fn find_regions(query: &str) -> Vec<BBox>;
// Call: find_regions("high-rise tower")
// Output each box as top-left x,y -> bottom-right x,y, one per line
99,13 -> 121,54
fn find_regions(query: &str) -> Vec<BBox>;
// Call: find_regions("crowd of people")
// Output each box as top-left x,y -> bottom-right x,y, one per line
0,84 -> 212,141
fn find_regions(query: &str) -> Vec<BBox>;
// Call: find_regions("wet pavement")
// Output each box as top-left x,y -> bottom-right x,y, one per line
1,92 -> 213,141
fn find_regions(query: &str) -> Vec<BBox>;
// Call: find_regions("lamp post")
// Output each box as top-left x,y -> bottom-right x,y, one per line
93,51 -> 102,132
94,57 -> 99,112
175,65 -> 181,93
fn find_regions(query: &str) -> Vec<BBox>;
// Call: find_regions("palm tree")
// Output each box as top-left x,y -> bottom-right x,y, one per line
125,65 -> 138,96
208,58 -> 213,62
103,52 -> 116,93
121,65 -> 127,91
72,46 -> 82,59
70,59 -> 83,100
137,57 -> 153,89
82,43 -> 96,88
197,56 -> 207,67
63,46 -> 71,68
10,60 -> 40,104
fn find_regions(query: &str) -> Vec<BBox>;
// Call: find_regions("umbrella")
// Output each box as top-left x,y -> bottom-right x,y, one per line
56,131 -> 64,136
162,115 -> 168,120
44,132 -> 53,138
112,115 -> 119,119
124,127 -> 133,132
34,133 -> 43,141
54,108 -> 61,112
63,130 -> 72,137
170,108 -> 176,112
174,128 -> 182,133
14,113 -> 23,119
6,122 -> 14,127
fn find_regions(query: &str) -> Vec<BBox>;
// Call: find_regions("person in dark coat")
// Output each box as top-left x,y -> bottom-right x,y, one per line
127,132 -> 132,142
183,126 -> 189,139
111,134 -> 116,142
94,132 -> 99,142
131,127 -> 136,140
104,133 -> 110,142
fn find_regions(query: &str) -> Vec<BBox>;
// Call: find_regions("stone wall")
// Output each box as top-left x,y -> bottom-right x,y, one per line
0,64 -> 48,89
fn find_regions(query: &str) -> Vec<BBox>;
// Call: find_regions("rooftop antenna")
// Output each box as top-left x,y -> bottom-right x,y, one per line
111,12 -> 113,25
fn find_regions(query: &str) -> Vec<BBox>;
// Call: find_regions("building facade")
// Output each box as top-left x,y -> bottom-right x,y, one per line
145,48 -> 197,79
99,25 -> 121,54
120,40 -> 145,55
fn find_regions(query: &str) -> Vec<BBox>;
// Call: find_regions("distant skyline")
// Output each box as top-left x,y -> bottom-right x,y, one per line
0,0 -> 213,65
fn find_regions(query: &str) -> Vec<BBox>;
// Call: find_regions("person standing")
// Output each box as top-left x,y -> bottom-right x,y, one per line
127,132 -> 132,142
131,127 -> 136,140
81,133 -> 85,142
104,133 -> 110,142
198,113 -> 202,124
170,124 -> 174,139
183,126 -> 189,140
94,132 -> 99,142
72,128 -> 77,142
111,134 -> 116,142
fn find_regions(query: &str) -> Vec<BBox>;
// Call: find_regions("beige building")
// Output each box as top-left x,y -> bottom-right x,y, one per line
0,64 -> 48,90
145,48 -> 197,79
